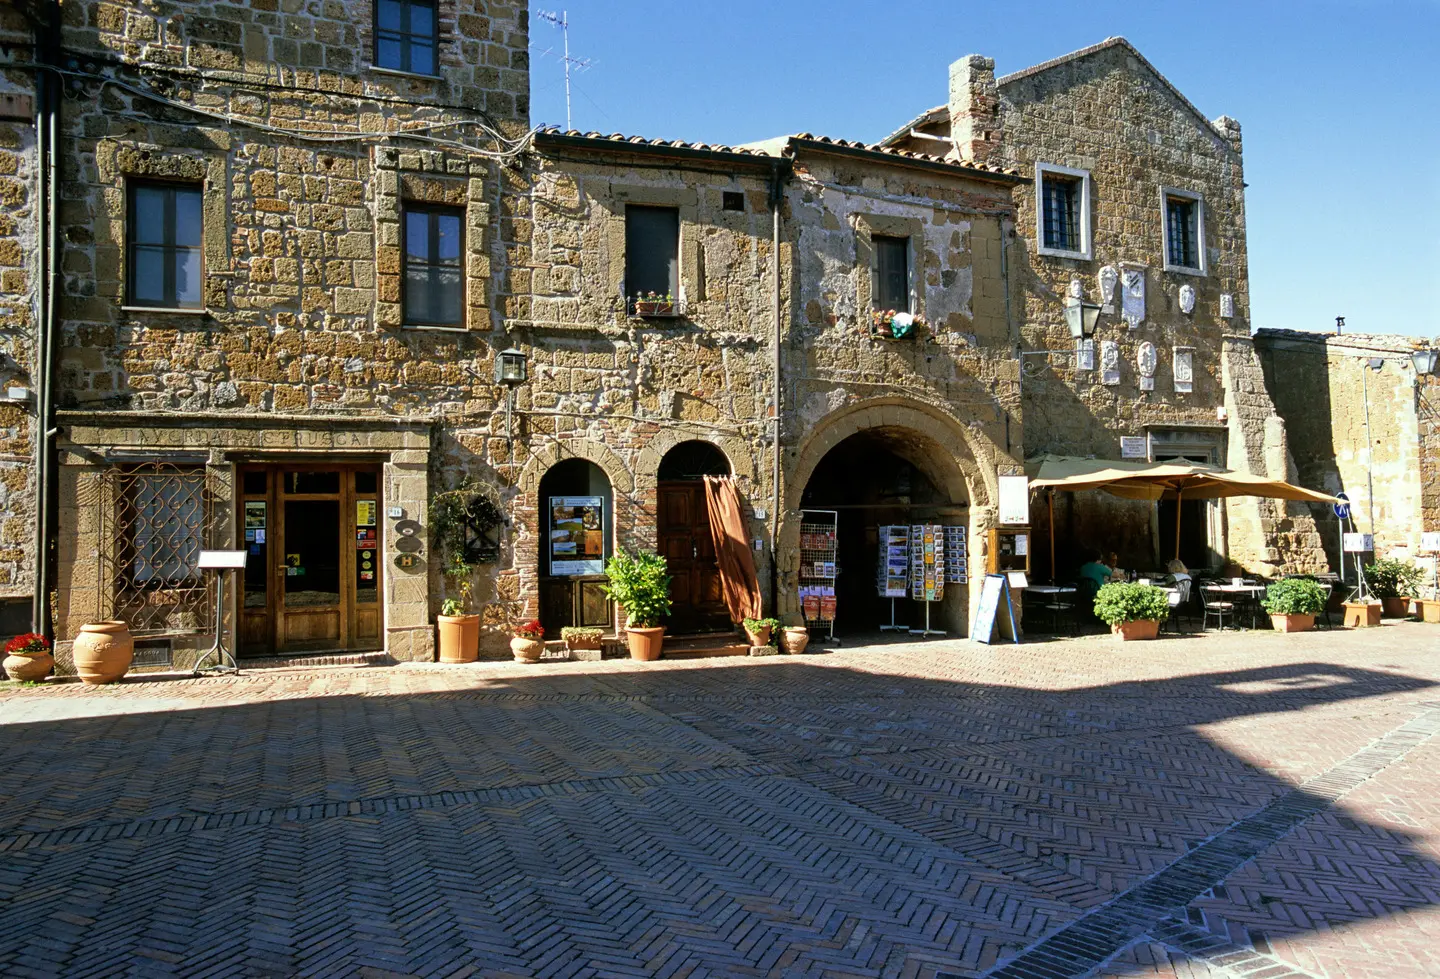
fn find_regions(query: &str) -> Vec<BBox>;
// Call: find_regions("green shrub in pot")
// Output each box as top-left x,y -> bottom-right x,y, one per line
1364,559 -> 1424,599
1093,582 -> 1171,625
1261,579 -> 1326,616
601,549 -> 672,628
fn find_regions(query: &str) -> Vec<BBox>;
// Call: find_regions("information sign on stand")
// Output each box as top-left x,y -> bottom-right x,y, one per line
971,574 -> 1019,645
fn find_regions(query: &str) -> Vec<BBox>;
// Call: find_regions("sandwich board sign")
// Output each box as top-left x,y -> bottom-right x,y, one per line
971,573 -> 1019,645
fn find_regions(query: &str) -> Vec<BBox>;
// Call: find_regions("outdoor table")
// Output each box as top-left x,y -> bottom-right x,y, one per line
1208,584 -> 1266,628
1026,585 -> 1076,595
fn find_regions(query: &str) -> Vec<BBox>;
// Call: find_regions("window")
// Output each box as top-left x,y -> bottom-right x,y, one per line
403,204 -> 464,327
873,235 -> 910,312
721,191 -> 745,212
131,472 -> 204,586
1035,163 -> 1091,259
1162,188 -> 1205,273
375,0 -> 437,76
128,182 -> 203,309
624,205 -> 679,301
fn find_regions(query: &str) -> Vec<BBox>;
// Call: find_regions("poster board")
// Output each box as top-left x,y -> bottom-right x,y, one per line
970,573 -> 1019,645
998,475 -> 1030,525
549,496 -> 605,575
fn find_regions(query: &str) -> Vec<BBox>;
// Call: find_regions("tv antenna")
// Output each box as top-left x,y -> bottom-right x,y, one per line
536,9 -> 592,131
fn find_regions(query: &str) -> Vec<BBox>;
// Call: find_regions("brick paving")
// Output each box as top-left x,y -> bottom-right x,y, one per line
1,624 -> 1438,977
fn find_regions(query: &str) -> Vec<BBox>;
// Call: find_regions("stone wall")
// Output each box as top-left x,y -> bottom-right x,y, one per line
1256,329 -> 1430,570
888,38 -> 1326,574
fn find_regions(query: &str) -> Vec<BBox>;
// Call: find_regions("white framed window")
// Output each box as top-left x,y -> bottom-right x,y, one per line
1035,162 -> 1092,260
1161,187 -> 1206,275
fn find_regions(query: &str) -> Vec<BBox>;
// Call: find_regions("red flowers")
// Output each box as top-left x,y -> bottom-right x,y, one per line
513,619 -> 544,640
4,633 -> 50,654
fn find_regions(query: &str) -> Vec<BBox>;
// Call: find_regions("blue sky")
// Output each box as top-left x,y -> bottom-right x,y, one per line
528,1 -> 1439,338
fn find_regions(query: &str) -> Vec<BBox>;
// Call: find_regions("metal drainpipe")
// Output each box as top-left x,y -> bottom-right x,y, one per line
768,162 -> 784,615
31,1 -> 60,636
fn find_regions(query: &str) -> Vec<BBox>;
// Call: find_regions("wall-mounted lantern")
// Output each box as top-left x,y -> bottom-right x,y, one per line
494,347 -> 528,387
1064,300 -> 1101,340
1411,347 -> 1438,376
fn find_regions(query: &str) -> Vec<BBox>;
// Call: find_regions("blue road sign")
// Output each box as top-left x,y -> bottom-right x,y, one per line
1333,491 -> 1351,520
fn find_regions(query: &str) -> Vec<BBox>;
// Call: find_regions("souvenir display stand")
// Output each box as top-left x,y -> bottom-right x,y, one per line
909,524 -> 946,636
798,510 -> 838,643
877,525 -> 910,631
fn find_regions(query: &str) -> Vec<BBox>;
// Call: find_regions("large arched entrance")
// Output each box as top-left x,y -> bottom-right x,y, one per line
798,429 -> 972,637
656,440 -> 732,634
537,458 -> 614,639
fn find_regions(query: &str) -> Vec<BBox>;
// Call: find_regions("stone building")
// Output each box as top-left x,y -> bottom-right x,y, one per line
0,5 -> 1363,669
1254,328 -> 1439,575
884,38 -> 1327,576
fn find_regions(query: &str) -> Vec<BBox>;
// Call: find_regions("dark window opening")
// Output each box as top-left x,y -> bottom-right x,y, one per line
1166,195 -> 1200,269
403,204 -> 464,327
1041,173 -> 1082,252
874,235 -> 910,312
657,440 -> 731,481
721,191 -> 745,212
128,181 -> 203,309
375,0 -> 437,75
624,205 -> 679,301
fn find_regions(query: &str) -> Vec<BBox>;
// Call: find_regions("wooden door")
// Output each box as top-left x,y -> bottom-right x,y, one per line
236,465 -> 382,656
657,481 -> 729,634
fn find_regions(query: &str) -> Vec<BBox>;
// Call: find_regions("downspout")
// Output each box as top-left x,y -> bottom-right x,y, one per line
1000,215 -> 1014,455
31,0 -> 61,636
768,160 -> 784,614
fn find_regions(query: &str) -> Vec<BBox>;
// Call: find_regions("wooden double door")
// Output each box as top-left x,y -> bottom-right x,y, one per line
237,464 -> 383,656
657,481 -> 730,634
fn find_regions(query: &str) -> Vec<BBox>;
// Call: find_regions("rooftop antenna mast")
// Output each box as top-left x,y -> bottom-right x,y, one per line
536,9 -> 592,131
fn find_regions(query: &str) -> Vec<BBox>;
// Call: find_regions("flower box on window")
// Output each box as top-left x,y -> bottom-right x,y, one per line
630,292 -> 680,318
869,309 -> 927,341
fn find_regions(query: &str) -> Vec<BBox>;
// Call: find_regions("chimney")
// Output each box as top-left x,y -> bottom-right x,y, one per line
948,55 -> 1000,165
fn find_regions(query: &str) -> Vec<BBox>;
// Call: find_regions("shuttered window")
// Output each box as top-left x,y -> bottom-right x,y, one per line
874,235 -> 910,312
624,205 -> 679,300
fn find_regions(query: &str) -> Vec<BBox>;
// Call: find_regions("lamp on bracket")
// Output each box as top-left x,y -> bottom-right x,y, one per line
494,346 -> 528,440
1063,299 -> 1101,340
1411,347 -> 1438,376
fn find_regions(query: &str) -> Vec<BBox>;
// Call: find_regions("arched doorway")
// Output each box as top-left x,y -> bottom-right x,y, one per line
537,458 -> 614,639
657,440 -> 732,634
796,427 -> 972,637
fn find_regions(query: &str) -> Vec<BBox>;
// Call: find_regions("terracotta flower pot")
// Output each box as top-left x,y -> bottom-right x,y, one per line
743,624 -> 772,647
3,650 -> 53,682
1419,599 -> 1440,624
625,625 -> 664,661
436,614 -> 479,663
1269,613 -> 1315,633
72,621 -> 134,684
1343,601 -> 1383,628
1110,619 -> 1160,641
1381,597 -> 1413,618
779,627 -> 809,655
510,637 -> 544,663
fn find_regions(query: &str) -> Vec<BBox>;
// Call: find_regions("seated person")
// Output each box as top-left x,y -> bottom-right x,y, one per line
1106,551 -> 1127,582
1078,552 -> 1113,592
1165,558 -> 1189,574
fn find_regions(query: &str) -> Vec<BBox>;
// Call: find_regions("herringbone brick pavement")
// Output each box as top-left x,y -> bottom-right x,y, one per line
1,623 -> 1438,977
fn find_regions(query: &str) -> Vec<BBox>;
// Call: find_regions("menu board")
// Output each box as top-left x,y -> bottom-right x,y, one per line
550,496 -> 605,575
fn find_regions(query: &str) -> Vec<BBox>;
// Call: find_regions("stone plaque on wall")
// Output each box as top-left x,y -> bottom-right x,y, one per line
1220,294 -> 1235,319
1098,265 -> 1118,313
1137,341 -> 1157,392
1075,337 -> 1095,371
1174,347 -> 1194,393
1101,340 -> 1121,386
1122,268 -> 1145,329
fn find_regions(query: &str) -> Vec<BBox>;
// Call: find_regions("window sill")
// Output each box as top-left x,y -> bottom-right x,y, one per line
1037,246 -> 1092,262
401,323 -> 467,333
1162,264 -> 1207,277
369,65 -> 443,82
121,305 -> 208,316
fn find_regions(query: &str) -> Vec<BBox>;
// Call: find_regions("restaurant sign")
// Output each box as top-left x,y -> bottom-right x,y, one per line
550,496 -> 605,575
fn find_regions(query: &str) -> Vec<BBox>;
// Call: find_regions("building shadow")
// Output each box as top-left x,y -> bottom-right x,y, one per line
0,654 -> 1436,977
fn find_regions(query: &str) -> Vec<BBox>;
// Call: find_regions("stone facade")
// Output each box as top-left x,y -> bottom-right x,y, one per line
1255,329 -> 1437,573
885,37 -> 1327,575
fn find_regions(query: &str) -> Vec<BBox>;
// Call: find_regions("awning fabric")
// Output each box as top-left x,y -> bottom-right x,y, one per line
1027,455 -> 1339,504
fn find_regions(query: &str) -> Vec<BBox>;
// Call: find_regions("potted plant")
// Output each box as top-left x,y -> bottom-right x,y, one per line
73,620 -> 134,684
1261,578 -> 1326,633
602,548 -> 672,661
1417,586 -> 1440,624
742,616 -> 779,647
561,626 -> 604,654
510,619 -> 545,663
3,632 -> 53,682
779,620 -> 810,655
1093,582 -> 1170,641
632,291 -> 676,316
1366,559 -> 1423,617
869,309 -> 928,341
436,557 -> 480,664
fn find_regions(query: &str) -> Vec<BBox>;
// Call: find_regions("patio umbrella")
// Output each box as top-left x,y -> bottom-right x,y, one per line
1029,456 -> 1341,563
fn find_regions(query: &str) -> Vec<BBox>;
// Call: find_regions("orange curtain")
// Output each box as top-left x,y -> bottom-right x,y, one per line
703,475 -> 762,624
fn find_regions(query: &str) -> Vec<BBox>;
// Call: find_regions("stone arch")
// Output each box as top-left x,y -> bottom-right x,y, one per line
635,427 -> 759,493
778,396 -> 1002,630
